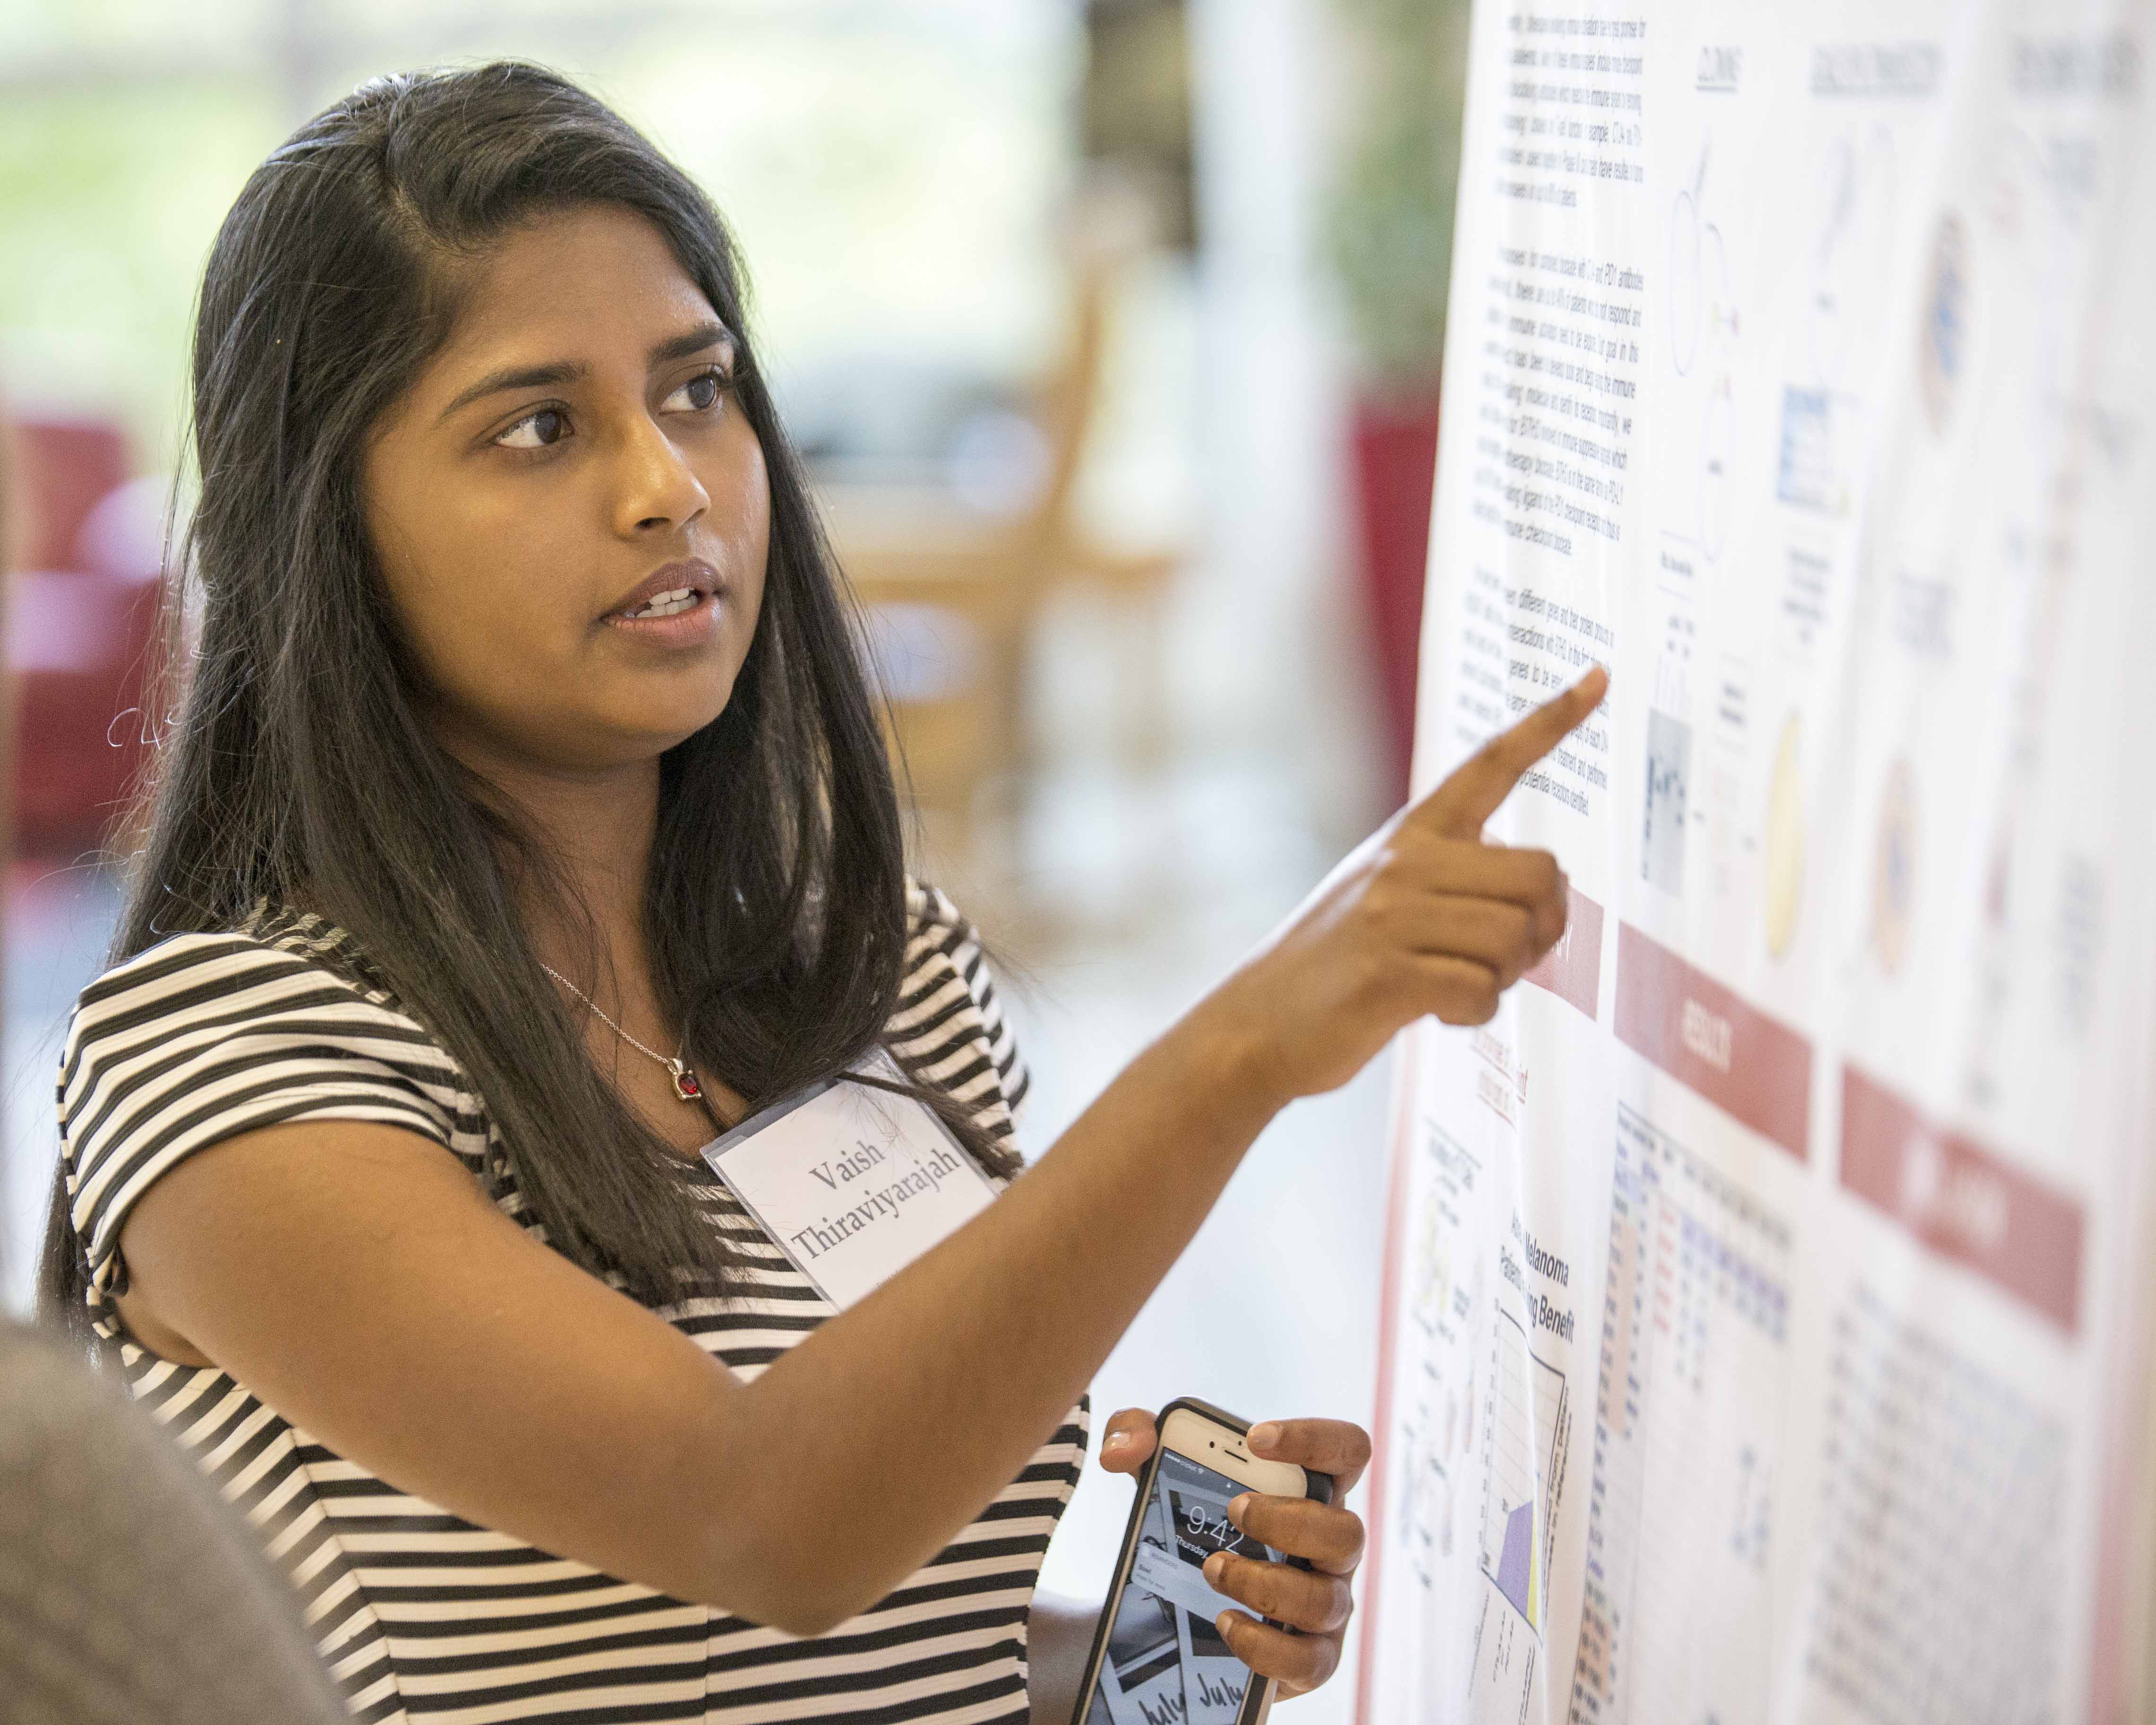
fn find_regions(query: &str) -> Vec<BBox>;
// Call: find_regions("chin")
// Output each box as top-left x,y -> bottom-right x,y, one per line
632,694 -> 738,757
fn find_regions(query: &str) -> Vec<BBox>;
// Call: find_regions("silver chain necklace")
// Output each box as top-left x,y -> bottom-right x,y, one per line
539,962 -> 705,1103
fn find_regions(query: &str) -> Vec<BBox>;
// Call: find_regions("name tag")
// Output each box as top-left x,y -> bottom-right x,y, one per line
699,1057 -> 999,1311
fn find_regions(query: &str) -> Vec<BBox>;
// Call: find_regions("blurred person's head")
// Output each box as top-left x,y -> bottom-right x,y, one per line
43,63 -> 998,1330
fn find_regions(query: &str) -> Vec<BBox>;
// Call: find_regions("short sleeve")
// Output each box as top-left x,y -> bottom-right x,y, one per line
895,880 -> 1033,1147
57,932 -> 463,1305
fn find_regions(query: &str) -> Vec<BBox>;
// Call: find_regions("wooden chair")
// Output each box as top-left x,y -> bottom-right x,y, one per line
817,188 -> 1182,899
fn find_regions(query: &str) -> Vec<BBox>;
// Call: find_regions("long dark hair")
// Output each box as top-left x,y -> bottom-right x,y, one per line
40,61 -> 1013,1330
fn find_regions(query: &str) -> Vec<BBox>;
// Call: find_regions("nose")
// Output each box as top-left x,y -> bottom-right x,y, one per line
611,413 -> 709,538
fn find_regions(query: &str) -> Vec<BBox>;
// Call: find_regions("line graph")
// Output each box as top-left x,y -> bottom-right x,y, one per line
1479,1303 -> 1570,1631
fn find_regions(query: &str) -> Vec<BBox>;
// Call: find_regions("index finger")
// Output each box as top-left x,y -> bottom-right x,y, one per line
1415,666 -> 1608,840
1247,1419 -> 1374,1498
1223,1494 -> 1366,1576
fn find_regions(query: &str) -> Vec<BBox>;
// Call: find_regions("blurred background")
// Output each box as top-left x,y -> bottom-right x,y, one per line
0,0 -> 1467,1708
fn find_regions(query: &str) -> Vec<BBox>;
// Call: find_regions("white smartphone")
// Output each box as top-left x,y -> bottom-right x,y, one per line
1070,1398 -> 1334,1725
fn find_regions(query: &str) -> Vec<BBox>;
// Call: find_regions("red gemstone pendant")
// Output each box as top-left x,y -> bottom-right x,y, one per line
671,1062 -> 703,1102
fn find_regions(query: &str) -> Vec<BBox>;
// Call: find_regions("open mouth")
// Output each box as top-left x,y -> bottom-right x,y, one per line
616,585 -> 703,620
602,559 -> 722,638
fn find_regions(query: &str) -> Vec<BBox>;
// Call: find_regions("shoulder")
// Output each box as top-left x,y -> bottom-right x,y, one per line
58,918 -> 473,1305
897,879 -> 1012,1046
903,877 -> 982,957
61,917 -> 455,1108
892,878 -> 1033,1134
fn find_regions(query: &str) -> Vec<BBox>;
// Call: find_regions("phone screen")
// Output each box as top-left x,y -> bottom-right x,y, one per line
1083,1448 -> 1286,1725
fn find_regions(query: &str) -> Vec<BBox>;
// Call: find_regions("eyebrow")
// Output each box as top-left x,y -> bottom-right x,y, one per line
436,321 -> 736,425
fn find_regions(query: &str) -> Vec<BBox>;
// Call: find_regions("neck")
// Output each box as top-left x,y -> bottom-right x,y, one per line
449,734 -> 663,984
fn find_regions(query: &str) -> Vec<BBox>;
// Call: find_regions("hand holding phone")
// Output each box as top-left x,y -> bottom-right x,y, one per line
1074,1401 -> 1371,1724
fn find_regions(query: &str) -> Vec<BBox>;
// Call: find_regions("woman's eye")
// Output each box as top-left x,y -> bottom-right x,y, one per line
496,408 -> 567,450
664,369 -> 727,414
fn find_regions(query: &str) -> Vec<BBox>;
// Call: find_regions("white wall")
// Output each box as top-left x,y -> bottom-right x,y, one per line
1184,0 -> 1388,850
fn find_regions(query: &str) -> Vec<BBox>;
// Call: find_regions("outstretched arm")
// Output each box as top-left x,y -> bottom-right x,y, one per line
116,671 -> 1606,1635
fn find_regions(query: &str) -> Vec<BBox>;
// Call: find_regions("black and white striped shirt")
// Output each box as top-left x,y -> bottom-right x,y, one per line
57,880 -> 1087,1724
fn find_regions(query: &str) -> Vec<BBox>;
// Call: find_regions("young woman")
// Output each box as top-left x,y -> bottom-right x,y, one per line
39,63 -> 1602,1725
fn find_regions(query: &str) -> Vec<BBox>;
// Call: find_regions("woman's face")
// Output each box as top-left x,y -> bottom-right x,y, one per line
364,204 -> 769,779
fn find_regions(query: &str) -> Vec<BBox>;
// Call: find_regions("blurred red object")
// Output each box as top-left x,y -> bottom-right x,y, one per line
1348,395 -> 1440,806
8,417 -> 163,858
17,418 -> 129,571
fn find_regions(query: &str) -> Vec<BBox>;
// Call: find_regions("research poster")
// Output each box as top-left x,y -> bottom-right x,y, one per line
1356,5 -> 2156,1722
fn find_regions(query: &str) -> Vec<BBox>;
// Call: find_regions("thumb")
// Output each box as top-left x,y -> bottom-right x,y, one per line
1098,1408 -> 1159,1474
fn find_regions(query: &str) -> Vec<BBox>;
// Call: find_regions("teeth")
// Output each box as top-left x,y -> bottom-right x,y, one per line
622,587 -> 698,619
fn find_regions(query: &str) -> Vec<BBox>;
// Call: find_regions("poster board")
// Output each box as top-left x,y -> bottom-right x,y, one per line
1356,4 -> 2156,1721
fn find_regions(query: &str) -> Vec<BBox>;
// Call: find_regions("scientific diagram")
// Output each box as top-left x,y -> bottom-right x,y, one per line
1478,1304 -> 1569,1632
1641,708 -> 1691,897
1764,714 -> 1805,960
1667,139 -> 1739,559
1776,126 -> 1899,520
1466,1294 -> 1571,1721
1396,1190 -> 1476,1584
1870,758 -> 1917,975
1919,211 -> 1970,437
1808,125 -> 1899,392
1668,141 -> 1733,383
1977,118 -> 2096,421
